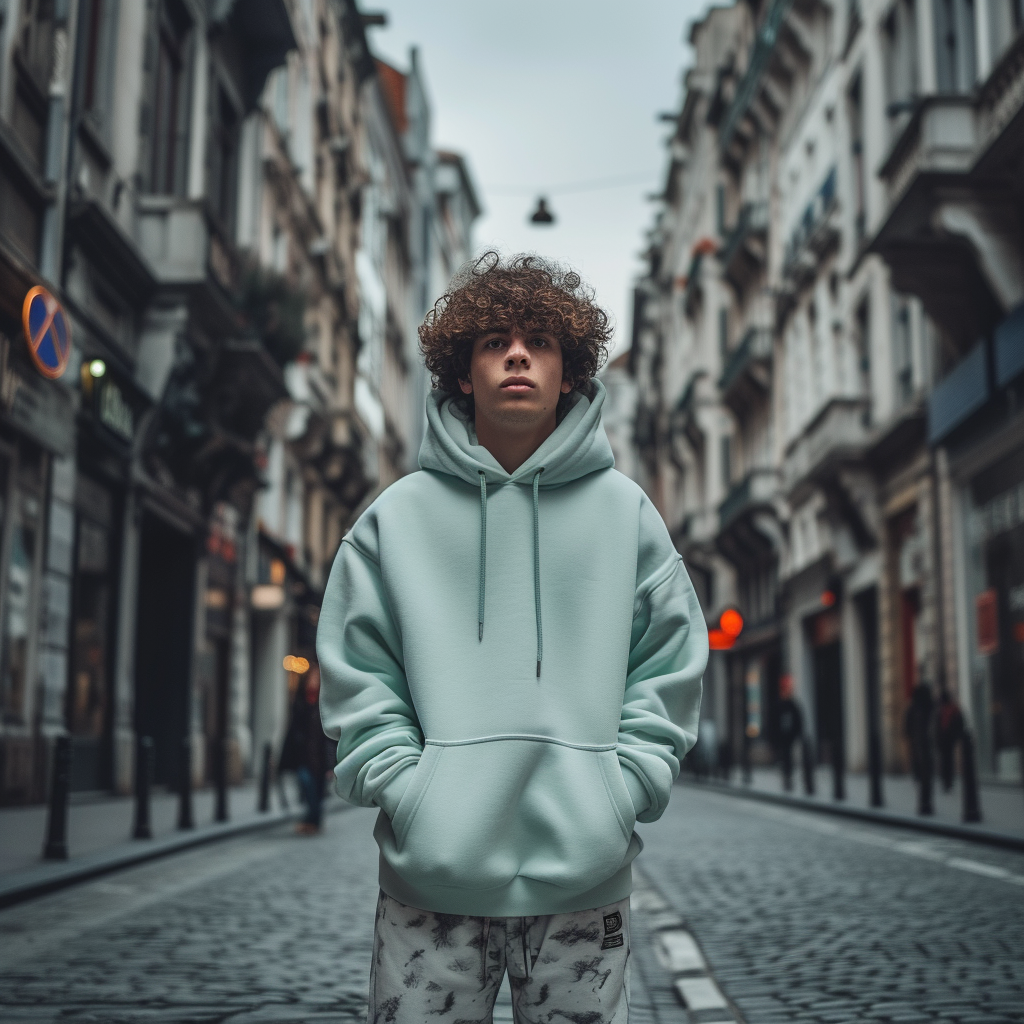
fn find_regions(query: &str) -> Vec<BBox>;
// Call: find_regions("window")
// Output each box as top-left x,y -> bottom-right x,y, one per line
847,73 -> 866,244
718,308 -> 730,362
12,0 -> 55,168
209,86 -> 240,231
892,294 -> 915,407
716,184 -> 726,236
855,297 -> 872,407
988,0 -> 1024,64
934,0 -> 977,92
721,435 -> 733,491
78,0 -> 119,135
148,0 -> 191,195
883,0 -> 919,140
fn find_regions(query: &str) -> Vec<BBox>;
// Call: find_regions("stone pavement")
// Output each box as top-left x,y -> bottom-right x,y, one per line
0,780 -> 299,876
706,766 -> 1024,840
0,786 -> 1022,1023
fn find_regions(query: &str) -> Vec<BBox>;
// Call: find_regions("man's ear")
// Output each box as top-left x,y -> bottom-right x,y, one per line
560,380 -> 572,394
459,378 -> 473,395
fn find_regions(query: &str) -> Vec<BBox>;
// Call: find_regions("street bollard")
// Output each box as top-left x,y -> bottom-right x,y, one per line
132,736 -> 154,840
214,736 -> 229,823
741,736 -> 752,786
178,734 -> 194,830
258,742 -> 272,812
42,735 -> 72,860
832,734 -> 846,802
868,729 -> 884,808
801,735 -> 816,796
961,730 -> 982,823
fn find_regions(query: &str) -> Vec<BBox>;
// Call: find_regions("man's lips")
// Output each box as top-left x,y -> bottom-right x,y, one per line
500,376 -> 535,392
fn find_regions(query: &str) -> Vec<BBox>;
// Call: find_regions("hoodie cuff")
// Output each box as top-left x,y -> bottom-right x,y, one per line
375,762 -> 418,820
620,763 -> 652,818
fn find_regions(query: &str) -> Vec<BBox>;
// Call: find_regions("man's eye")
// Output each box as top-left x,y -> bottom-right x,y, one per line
486,338 -> 504,349
531,337 -> 548,347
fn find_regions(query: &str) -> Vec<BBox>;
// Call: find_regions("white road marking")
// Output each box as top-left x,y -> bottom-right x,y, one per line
675,976 -> 729,1010
656,929 -> 706,973
735,800 -> 1024,886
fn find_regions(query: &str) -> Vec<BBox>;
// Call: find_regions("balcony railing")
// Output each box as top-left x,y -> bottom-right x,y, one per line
719,0 -> 796,150
136,196 -> 240,295
782,167 -> 838,281
719,327 -> 772,403
719,468 -> 780,531
784,396 -> 870,492
718,201 -> 769,287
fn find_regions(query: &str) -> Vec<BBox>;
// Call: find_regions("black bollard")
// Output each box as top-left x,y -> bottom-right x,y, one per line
178,734 -> 194,830
43,736 -> 72,860
214,736 -> 229,823
741,734 -> 752,786
868,728 -> 884,808
258,742 -> 272,812
961,730 -> 982,823
832,733 -> 846,802
133,736 -> 154,839
802,734 -> 816,796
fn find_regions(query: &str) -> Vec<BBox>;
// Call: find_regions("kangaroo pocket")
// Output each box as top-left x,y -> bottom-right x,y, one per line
385,737 -> 637,893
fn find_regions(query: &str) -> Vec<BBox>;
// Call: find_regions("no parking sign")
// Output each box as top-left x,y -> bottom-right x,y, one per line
21,285 -> 72,380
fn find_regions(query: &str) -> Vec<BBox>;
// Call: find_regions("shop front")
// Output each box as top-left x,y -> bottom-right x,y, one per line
961,449 -> 1024,784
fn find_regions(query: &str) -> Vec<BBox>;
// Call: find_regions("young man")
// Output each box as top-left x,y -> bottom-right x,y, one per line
318,253 -> 708,1023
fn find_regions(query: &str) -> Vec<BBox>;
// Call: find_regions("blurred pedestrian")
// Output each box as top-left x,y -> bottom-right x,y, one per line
317,254 -> 709,1022
904,680 -> 935,815
280,664 -> 329,835
936,689 -> 965,793
776,675 -> 803,792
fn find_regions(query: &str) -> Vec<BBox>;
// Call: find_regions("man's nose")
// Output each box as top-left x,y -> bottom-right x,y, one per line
505,335 -> 531,367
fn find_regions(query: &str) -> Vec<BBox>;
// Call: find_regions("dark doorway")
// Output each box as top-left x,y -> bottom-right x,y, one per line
67,475 -> 120,792
134,513 -> 196,788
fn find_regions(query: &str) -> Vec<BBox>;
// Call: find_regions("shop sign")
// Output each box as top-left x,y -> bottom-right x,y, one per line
976,481 -> 1024,543
0,334 -> 75,456
98,378 -> 134,440
976,589 -> 999,655
22,286 -> 72,379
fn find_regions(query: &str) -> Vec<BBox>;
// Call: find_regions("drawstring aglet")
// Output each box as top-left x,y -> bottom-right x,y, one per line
479,622 -> 484,642
536,660 -> 541,678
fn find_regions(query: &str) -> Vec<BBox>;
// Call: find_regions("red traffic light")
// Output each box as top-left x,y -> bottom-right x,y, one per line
709,608 -> 744,650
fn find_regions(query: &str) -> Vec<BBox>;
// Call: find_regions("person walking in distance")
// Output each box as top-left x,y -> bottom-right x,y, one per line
936,689 -> 965,793
776,675 -> 803,792
905,680 -> 936,815
318,254 -> 708,1024
280,665 -> 330,834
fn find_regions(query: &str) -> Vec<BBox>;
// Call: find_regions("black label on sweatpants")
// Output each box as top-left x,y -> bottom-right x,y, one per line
601,933 -> 625,949
603,912 -> 622,935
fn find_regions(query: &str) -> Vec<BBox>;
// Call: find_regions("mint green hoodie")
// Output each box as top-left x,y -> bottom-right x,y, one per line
317,382 -> 707,917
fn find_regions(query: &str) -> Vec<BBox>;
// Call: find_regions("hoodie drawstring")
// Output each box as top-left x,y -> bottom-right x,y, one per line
532,470 -> 543,678
476,468 -> 544,680
478,472 -> 487,642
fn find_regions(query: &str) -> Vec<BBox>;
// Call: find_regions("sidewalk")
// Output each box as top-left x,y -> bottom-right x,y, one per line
0,778 -> 316,908
688,765 -> 1024,846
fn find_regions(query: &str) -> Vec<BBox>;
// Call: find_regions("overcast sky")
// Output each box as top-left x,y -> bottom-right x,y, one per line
368,0 -> 708,359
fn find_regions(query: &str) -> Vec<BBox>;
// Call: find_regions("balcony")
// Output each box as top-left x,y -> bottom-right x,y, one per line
870,30 -> 1024,347
781,167 -> 839,290
784,396 -> 870,495
719,202 -> 769,291
669,371 -> 707,452
719,327 -> 772,415
719,468 -> 781,531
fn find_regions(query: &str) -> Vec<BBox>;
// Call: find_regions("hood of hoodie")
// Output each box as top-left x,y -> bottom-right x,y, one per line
419,380 -> 614,487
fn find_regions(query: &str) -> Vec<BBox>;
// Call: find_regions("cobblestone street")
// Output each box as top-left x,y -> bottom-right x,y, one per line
0,787 -> 1022,1024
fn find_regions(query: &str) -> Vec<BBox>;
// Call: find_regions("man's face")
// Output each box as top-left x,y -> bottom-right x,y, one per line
459,329 -> 571,432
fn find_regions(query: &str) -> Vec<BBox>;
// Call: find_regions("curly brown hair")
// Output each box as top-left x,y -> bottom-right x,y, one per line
419,252 -> 612,415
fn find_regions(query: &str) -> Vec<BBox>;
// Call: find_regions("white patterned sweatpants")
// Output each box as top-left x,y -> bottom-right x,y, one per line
368,890 -> 631,1024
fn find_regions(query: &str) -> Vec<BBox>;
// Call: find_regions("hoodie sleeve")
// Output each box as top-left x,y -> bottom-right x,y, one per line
317,525 -> 422,820
617,494 -> 709,823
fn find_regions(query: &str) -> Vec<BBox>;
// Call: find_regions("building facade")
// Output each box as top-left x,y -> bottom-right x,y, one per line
0,0 -> 479,808
631,0 -> 1024,792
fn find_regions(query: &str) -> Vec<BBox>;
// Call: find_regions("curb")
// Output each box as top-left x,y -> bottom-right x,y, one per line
683,779 -> 1024,853
0,800 -> 347,910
